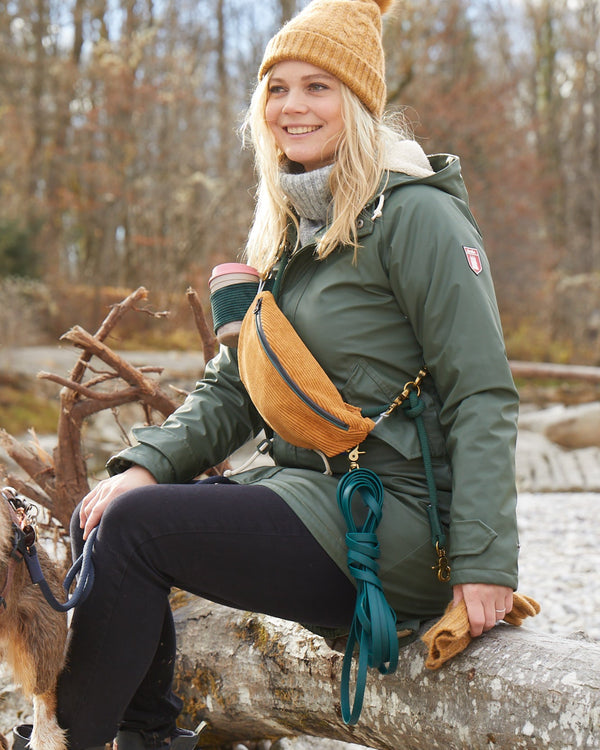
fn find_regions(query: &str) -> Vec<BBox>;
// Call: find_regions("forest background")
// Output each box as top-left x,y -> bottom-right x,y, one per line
1,0 -> 600,384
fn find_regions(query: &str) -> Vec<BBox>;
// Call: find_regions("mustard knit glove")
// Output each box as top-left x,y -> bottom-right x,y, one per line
503,593 -> 541,626
421,592 -> 541,670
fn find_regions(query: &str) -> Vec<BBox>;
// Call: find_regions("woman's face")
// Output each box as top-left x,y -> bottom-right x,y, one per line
265,60 -> 344,172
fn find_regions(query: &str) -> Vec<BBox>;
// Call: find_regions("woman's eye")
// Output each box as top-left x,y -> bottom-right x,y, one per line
308,83 -> 328,92
268,85 -> 286,95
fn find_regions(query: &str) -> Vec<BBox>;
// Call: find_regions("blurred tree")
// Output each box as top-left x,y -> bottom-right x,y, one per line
0,220 -> 40,278
511,0 -> 600,277
279,0 -> 300,25
553,0 -> 600,274
384,0 -> 546,323
0,0 -> 598,355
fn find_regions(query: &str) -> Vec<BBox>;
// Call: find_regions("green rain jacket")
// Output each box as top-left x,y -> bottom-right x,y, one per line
108,151 -> 519,624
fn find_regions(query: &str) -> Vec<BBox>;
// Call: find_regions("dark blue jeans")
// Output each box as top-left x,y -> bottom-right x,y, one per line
56,477 -> 355,749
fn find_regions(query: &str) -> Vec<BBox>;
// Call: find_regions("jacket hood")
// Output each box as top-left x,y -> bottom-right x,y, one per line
382,135 -> 470,205
383,136 -> 434,178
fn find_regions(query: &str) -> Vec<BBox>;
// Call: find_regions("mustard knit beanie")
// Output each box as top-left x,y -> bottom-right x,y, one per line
259,0 -> 393,118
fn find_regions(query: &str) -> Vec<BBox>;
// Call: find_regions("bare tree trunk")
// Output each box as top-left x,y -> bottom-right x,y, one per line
527,0 -> 566,252
278,0 -> 297,26
216,0 -> 230,174
26,0 -> 48,220
72,0 -> 85,64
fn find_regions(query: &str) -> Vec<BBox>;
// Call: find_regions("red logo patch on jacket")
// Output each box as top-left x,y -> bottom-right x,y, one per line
463,246 -> 483,275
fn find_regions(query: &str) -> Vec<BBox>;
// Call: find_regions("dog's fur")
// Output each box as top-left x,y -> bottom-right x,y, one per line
0,498 -> 68,750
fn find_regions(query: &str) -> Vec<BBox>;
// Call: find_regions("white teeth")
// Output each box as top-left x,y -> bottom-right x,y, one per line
286,126 -> 319,134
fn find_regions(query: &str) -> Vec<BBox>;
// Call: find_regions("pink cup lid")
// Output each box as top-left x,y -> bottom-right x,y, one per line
209,263 -> 259,284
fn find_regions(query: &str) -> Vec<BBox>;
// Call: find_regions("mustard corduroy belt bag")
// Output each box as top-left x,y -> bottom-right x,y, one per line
238,288 -> 377,458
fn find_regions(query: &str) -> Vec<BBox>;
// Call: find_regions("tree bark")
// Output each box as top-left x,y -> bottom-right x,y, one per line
172,596 -> 600,750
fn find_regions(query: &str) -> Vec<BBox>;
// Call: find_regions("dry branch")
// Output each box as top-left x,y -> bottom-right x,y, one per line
2,286 -> 223,534
59,326 -> 177,416
38,374 -> 151,407
0,429 -> 56,513
67,287 -> 151,386
186,287 -> 217,361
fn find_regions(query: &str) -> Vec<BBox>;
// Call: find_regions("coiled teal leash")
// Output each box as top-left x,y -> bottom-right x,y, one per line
337,466 -> 398,725
337,369 -> 450,724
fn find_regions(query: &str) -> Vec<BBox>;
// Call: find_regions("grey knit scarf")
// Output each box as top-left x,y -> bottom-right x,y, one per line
280,164 -> 333,246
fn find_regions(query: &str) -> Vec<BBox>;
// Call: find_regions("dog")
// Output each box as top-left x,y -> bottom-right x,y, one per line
0,488 -> 68,750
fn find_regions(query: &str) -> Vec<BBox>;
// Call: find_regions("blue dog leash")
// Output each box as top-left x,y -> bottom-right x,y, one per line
2,487 -> 97,613
20,527 -> 98,612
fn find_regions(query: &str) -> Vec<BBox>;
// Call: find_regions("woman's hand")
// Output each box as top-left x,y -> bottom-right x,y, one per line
452,583 -> 513,637
80,465 -> 157,539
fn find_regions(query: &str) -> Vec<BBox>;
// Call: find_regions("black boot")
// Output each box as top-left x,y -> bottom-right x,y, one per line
115,724 -> 204,750
11,725 -> 32,750
11,723 -> 108,750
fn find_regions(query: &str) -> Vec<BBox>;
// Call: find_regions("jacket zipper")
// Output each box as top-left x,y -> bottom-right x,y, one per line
254,297 -> 349,431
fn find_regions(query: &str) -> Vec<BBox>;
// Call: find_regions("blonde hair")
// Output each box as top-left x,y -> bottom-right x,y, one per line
242,72 -> 404,275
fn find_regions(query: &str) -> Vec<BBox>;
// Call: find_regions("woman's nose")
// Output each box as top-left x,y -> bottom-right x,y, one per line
282,90 -> 308,113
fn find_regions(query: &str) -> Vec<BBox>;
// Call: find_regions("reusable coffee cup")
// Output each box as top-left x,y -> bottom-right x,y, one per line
209,263 -> 260,347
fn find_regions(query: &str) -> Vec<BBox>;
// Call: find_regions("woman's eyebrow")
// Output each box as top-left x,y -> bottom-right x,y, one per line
301,73 -> 336,81
269,73 -> 336,84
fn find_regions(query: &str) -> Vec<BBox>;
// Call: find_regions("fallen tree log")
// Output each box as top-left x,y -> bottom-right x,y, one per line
172,596 -> 600,750
510,360 -> 600,383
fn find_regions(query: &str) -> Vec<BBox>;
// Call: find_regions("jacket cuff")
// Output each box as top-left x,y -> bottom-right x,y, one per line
450,567 -> 518,590
106,444 -> 175,483
448,518 -> 519,590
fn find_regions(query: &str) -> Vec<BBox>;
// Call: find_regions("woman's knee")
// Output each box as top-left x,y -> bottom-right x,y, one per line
98,484 -> 162,545
70,488 -> 147,556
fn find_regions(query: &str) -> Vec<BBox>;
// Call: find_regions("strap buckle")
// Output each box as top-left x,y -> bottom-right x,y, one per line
256,438 -> 273,455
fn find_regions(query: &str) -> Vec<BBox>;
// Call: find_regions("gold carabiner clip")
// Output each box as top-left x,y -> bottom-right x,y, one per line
433,541 -> 451,583
381,367 -> 429,419
347,445 -> 365,471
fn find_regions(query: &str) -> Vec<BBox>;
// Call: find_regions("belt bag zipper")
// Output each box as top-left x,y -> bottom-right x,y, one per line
253,296 -> 350,431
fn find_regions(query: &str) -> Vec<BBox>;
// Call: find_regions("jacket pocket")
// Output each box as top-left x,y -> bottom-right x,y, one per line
450,519 -> 498,557
340,359 -> 447,461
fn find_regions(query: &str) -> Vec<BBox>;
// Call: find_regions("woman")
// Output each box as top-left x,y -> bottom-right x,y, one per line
20,1 -> 520,748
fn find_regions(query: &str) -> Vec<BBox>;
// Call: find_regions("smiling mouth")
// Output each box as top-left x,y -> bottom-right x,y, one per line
285,126 -> 321,135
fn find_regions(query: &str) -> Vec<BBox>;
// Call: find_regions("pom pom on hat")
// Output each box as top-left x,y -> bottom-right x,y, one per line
259,0 -> 393,118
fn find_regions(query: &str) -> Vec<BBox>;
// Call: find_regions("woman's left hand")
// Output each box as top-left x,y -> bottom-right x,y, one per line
452,583 -> 513,637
